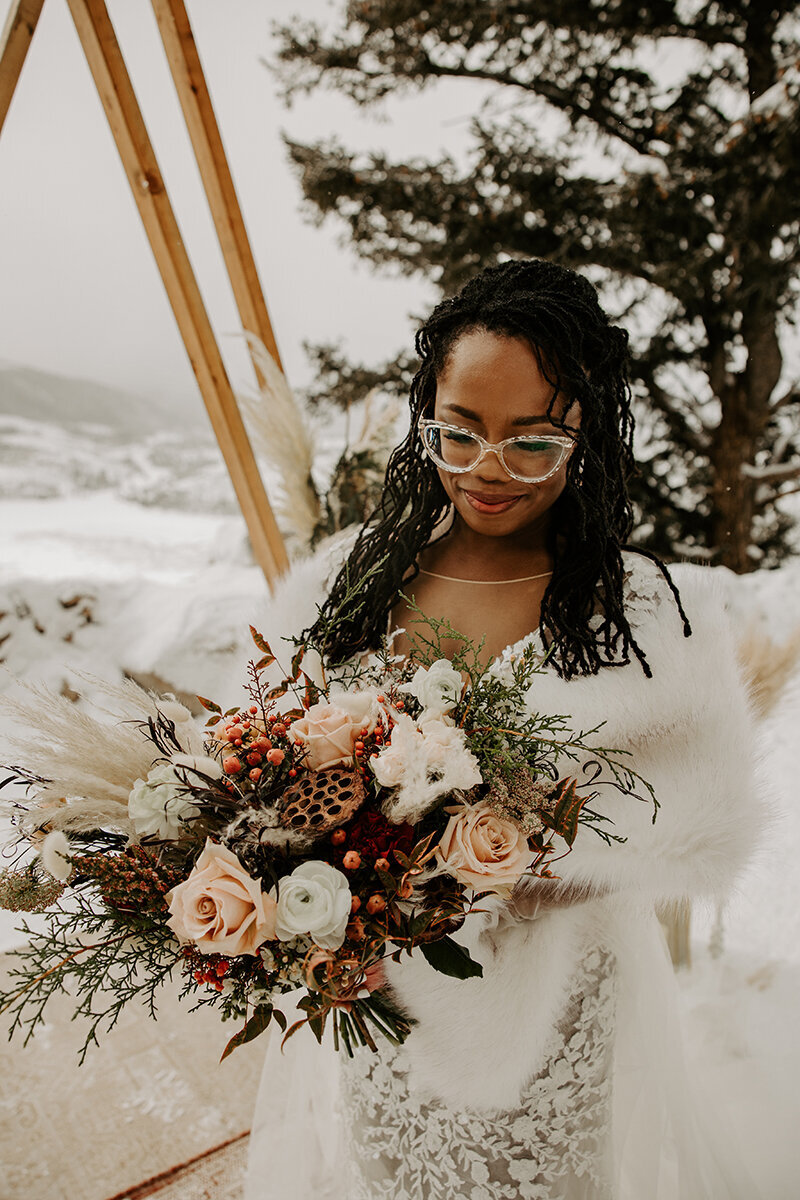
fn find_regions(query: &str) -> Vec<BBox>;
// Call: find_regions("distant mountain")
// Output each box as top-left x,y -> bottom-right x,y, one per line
0,363 -> 196,435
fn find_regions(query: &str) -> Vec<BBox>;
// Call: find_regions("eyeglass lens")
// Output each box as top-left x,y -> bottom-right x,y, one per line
423,425 -> 566,481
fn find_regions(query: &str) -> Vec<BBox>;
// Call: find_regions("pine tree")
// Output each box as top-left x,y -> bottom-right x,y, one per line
273,2 -> 800,570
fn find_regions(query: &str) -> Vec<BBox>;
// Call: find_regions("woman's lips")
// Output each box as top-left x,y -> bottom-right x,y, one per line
462,489 -> 524,514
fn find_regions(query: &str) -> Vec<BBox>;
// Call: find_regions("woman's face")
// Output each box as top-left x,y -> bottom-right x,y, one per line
430,328 -> 580,541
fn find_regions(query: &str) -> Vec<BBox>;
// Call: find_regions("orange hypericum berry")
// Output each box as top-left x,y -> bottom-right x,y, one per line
354,740 -> 365,751
288,768 -> 297,777
249,768 -> 262,781
331,829 -> 347,846
343,850 -> 361,870
272,723 -> 286,737
366,894 -> 386,914
374,857 -> 390,872
255,737 -> 272,752
249,705 -> 259,715
350,894 -> 361,912
247,751 -> 262,766
223,756 -> 242,774
266,748 -> 285,766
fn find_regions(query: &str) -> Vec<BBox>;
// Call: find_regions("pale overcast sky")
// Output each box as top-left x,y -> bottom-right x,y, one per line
0,0 -> 487,406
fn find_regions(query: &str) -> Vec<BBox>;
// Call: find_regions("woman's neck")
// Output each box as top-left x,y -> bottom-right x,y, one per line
423,512 -> 554,581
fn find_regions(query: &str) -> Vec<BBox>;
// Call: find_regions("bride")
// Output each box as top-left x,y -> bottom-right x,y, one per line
244,259 -> 758,1198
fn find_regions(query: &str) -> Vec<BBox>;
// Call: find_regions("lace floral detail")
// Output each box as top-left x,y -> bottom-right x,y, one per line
338,947 -> 617,1200
620,553 -> 668,630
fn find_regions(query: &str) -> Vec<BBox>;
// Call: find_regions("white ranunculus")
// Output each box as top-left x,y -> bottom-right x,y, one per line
399,659 -> 463,717
128,761 -> 204,841
272,861 -> 352,950
40,830 -> 72,881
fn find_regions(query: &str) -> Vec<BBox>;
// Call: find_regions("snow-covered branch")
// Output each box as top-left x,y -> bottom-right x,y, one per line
741,460 -> 800,483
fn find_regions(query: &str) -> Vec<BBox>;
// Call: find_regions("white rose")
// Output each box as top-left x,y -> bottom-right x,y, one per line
272,861 -> 352,950
399,659 -> 463,717
128,761 -> 205,841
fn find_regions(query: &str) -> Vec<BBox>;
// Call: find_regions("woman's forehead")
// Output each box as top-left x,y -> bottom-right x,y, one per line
434,331 -> 575,425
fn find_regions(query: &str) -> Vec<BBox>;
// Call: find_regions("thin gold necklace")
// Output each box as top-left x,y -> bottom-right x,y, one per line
418,568 -> 553,585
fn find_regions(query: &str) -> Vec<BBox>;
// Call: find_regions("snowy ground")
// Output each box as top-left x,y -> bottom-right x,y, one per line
1,382 -> 799,1195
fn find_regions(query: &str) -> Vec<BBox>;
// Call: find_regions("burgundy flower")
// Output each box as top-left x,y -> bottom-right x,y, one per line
342,807 -> 415,862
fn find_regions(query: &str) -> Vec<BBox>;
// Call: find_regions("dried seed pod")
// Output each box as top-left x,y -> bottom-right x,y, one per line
278,767 -> 365,834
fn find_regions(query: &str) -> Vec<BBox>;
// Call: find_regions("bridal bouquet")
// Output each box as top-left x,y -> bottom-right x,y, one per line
0,602 -> 651,1061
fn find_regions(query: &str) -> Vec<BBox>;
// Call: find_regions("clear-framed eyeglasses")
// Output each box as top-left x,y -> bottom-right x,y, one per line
418,418 -> 574,484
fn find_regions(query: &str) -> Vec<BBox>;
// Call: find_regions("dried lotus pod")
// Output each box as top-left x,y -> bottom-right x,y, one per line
278,767 -> 365,833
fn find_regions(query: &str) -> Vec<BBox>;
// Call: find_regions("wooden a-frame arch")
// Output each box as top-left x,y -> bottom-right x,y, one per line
0,0 -> 289,586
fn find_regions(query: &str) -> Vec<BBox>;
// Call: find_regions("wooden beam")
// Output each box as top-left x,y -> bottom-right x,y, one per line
0,0 -> 45,137
65,0 -> 289,585
151,0 -> 284,381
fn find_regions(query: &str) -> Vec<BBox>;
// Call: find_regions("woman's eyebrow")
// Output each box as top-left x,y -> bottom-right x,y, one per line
442,402 -> 556,428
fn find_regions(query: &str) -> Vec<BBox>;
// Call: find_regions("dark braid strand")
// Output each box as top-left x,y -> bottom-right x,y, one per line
309,258 -> 690,678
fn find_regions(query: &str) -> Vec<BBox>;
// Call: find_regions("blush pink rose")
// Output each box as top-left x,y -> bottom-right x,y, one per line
436,801 -> 533,897
166,839 -> 277,956
289,697 -> 371,770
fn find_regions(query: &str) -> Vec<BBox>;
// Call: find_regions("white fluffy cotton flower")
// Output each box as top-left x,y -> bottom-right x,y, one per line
40,830 -> 73,881
399,659 -> 463,717
127,757 -> 214,841
272,861 -> 352,950
373,713 -> 482,825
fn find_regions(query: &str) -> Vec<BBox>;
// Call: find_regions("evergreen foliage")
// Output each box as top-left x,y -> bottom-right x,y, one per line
274,1 -> 800,569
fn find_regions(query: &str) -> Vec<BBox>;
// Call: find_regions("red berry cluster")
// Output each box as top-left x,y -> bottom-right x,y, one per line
194,959 -> 230,992
329,806 -> 417,942
180,945 -> 241,992
217,704 -> 300,792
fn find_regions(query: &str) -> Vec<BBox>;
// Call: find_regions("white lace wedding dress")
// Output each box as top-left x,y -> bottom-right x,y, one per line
338,945 -> 617,1200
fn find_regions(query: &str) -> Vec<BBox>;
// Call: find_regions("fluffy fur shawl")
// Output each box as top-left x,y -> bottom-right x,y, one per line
256,539 -> 757,1111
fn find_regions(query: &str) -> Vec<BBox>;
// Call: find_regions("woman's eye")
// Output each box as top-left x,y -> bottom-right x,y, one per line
515,440 -> 552,454
443,431 -> 476,446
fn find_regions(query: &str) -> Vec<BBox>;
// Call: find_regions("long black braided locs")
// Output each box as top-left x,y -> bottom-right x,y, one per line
308,258 -> 691,679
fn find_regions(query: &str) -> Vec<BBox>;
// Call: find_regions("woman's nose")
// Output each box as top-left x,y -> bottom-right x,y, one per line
474,446 -> 511,480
